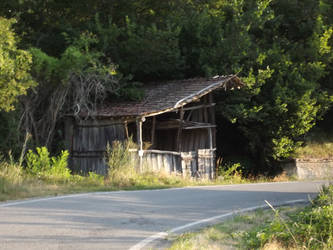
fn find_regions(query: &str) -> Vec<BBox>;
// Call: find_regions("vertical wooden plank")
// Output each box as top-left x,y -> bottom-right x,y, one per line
168,154 -> 174,173
198,106 -> 203,123
208,128 -> 213,150
157,153 -> 163,172
193,151 -> 198,177
198,150 -> 203,178
204,150 -> 209,179
162,154 -> 169,173
203,96 -> 208,123
145,153 -> 151,172
172,155 -> 177,173
153,153 -> 158,171
186,110 -> 193,121
181,153 -> 187,178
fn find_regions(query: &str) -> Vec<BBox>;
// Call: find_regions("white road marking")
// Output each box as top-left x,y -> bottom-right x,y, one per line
128,199 -> 308,250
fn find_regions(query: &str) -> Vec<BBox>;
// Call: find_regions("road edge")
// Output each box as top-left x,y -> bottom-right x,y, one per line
128,199 -> 309,250
0,180 -> 322,207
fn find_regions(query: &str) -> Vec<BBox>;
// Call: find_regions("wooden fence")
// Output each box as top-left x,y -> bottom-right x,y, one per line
130,148 -> 216,179
70,148 -> 215,179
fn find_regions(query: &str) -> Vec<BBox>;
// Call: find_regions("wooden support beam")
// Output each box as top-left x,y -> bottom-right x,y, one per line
185,110 -> 193,121
182,103 -> 216,111
176,108 -> 184,152
156,119 -> 182,130
124,121 -> 129,139
183,124 -> 216,130
151,116 -> 156,148
136,117 -> 145,171
208,93 -> 216,148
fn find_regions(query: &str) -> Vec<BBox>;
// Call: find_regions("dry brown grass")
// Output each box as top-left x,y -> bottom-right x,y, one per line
293,129 -> 333,159
294,142 -> 333,159
262,240 -> 291,250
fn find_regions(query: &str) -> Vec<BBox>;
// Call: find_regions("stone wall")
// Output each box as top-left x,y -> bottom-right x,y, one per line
282,159 -> 333,180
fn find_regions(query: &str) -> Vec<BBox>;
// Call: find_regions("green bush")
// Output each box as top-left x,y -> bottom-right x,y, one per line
26,147 -> 71,180
217,162 -> 243,183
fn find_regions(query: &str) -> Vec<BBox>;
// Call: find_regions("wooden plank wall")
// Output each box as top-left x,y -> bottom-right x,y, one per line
130,149 -> 215,179
131,150 -> 182,174
181,151 -> 198,178
181,129 -> 209,151
70,119 -> 126,175
197,149 -> 215,179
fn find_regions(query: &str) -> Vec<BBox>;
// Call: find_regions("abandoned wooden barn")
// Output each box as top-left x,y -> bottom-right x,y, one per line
65,75 -> 243,178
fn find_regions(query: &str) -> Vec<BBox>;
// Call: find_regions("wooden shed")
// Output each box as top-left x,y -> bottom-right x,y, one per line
65,75 -> 243,178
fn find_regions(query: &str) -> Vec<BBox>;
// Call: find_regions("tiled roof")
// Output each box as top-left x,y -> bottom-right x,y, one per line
95,75 -> 243,117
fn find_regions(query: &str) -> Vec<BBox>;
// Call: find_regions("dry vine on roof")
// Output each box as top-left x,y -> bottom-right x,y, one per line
19,71 -> 120,148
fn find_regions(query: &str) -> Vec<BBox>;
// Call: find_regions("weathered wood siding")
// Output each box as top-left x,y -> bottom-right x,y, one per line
181,151 -> 197,178
131,149 -> 215,179
197,149 -> 215,179
181,129 -> 210,151
131,150 -> 182,174
181,149 -> 215,179
69,119 -> 126,175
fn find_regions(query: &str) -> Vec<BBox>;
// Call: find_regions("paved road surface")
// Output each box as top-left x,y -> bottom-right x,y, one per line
0,181 -> 329,249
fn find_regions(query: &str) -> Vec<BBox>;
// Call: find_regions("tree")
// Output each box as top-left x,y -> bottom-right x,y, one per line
0,17 -> 36,112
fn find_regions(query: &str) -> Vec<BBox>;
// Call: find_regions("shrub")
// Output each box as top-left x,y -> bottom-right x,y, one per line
105,140 -> 137,186
217,162 -> 243,183
26,147 -> 71,180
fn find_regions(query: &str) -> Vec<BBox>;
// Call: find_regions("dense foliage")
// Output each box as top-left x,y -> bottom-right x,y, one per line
0,0 -> 332,169
0,17 -> 36,112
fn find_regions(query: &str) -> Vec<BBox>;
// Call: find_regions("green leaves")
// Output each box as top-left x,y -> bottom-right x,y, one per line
0,17 -> 36,112
26,147 -> 71,180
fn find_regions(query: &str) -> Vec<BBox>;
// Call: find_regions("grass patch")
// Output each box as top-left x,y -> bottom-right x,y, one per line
0,140 -> 292,202
168,206 -> 303,250
294,129 -> 333,159
168,184 -> 333,250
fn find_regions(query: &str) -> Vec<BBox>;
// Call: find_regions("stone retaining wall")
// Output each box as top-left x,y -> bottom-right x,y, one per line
282,159 -> 333,180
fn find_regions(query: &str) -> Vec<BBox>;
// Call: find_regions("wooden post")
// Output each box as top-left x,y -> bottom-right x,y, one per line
208,93 -> 216,148
208,93 -> 216,179
124,120 -> 129,139
151,116 -> 156,148
136,117 -> 145,172
176,108 -> 184,152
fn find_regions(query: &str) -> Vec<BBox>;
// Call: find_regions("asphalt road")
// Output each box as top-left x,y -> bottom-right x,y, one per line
0,181 -> 329,250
